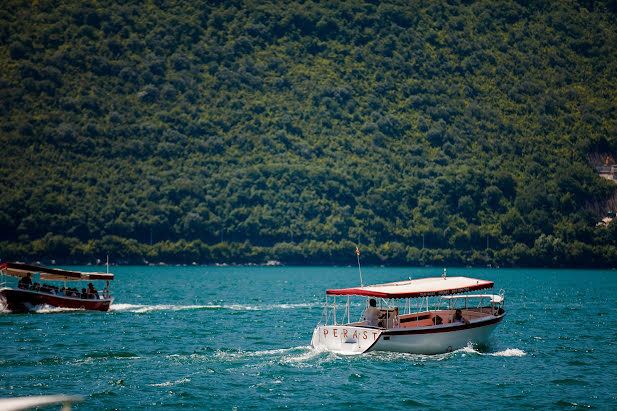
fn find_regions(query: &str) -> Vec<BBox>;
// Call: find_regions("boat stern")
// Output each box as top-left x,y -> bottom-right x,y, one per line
311,325 -> 382,354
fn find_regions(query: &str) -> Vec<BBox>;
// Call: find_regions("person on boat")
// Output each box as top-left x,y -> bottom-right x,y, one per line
81,288 -> 88,299
18,273 -> 33,289
364,299 -> 381,327
454,309 -> 470,325
87,283 -> 99,299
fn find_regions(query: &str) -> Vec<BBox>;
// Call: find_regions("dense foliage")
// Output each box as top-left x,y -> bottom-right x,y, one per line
1,0 -> 617,267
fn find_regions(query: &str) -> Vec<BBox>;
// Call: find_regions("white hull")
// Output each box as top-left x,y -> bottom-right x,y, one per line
311,325 -> 384,354
311,314 -> 504,355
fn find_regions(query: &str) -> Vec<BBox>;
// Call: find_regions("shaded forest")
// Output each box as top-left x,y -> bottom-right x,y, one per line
1,0 -> 617,267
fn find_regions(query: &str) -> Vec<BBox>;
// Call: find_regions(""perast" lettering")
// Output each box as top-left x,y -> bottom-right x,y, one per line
322,327 -> 379,341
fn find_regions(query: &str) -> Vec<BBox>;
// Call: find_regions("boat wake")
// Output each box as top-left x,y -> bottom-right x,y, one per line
149,377 -> 191,387
233,344 -> 528,365
307,344 -> 528,361
222,346 -> 322,365
219,302 -> 319,311
109,302 -> 319,313
0,303 -> 85,314
457,344 -> 526,357
110,303 -> 217,313
164,346 -> 322,367
438,344 -> 527,358
30,305 -> 86,314
487,348 -> 527,357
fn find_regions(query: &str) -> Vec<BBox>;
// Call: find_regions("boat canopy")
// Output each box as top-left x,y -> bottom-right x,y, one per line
326,276 -> 493,299
441,294 -> 504,304
0,262 -> 114,281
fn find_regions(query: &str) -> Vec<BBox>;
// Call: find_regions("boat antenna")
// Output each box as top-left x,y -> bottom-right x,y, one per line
106,255 -> 109,274
356,246 -> 363,287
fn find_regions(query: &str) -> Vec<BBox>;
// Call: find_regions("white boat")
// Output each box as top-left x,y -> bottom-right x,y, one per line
0,395 -> 82,411
310,272 -> 505,354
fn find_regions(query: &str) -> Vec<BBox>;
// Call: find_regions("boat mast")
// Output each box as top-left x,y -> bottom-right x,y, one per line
356,246 -> 363,287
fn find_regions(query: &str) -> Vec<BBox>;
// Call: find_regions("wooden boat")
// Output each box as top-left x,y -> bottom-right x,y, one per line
310,271 -> 505,354
0,262 -> 114,312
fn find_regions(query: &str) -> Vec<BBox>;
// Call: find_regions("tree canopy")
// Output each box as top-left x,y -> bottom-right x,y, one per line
1,0 -> 617,267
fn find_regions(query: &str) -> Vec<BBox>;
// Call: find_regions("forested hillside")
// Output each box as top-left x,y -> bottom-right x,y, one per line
1,0 -> 617,267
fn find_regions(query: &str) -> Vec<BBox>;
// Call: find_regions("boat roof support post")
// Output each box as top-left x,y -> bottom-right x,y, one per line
324,295 -> 329,325
333,295 -> 337,325
416,298 -> 422,326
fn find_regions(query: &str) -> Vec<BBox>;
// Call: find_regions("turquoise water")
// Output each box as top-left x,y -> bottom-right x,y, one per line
1,266 -> 616,409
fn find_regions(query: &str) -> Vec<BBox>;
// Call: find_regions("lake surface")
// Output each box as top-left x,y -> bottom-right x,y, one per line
1,266 -> 616,409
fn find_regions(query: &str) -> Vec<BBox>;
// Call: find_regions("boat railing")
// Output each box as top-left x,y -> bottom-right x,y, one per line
319,291 -> 505,330
320,295 -> 402,328
321,295 -> 360,326
7,285 -> 112,301
439,292 -> 505,316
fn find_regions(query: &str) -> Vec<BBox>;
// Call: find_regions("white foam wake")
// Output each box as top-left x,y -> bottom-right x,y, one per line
109,303 -> 217,313
224,302 -> 319,311
0,302 -> 10,314
458,344 -> 526,357
488,348 -> 527,357
109,302 -> 319,313
0,302 -> 84,314
149,377 -> 191,387
247,346 -> 323,364
33,305 -> 85,314
165,346 -> 319,366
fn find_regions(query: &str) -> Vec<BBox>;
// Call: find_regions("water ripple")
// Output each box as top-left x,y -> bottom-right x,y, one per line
2,267 -> 615,409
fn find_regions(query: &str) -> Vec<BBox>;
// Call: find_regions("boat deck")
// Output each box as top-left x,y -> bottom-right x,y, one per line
347,307 -> 499,329
402,308 -> 497,327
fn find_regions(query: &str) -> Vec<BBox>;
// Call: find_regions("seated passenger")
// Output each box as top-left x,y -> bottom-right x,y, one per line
433,315 -> 443,325
87,283 -> 99,299
363,298 -> 381,327
18,273 -> 33,289
81,288 -> 87,299
453,309 -> 470,325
